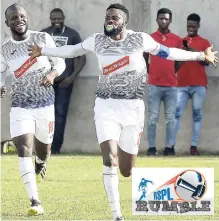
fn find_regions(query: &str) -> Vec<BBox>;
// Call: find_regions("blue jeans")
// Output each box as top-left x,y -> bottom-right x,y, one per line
147,85 -> 177,148
173,86 -> 206,146
52,83 -> 73,152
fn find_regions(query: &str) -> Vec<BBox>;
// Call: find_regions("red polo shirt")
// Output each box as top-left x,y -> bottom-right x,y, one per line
148,31 -> 182,87
177,35 -> 211,87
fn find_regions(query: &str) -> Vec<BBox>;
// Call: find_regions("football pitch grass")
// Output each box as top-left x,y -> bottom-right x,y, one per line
1,155 -> 219,220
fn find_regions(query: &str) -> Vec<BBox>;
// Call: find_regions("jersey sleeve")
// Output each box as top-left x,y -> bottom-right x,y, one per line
141,32 -> 205,61
142,32 -> 160,53
42,33 -> 92,58
44,33 -> 66,76
81,34 -> 96,53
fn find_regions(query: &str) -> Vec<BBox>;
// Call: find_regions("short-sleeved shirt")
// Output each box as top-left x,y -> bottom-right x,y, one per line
177,35 -> 211,87
41,26 -> 82,78
148,31 -> 182,87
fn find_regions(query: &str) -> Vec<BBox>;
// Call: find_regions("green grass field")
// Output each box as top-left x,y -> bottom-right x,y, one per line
1,155 -> 219,220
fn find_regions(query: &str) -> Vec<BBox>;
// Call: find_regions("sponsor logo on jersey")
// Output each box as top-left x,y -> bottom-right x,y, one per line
103,56 -> 130,75
14,57 -> 37,78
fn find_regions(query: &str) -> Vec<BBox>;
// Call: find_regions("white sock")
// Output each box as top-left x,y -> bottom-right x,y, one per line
103,166 -> 122,220
19,157 -> 40,202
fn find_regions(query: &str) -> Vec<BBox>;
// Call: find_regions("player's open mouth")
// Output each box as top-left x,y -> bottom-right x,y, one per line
105,25 -> 114,31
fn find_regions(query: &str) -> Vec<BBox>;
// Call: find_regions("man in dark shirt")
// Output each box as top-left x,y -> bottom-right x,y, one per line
41,8 -> 86,154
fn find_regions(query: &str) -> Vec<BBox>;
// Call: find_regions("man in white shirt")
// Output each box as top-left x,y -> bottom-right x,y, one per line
28,3 -> 218,220
1,3 -> 65,216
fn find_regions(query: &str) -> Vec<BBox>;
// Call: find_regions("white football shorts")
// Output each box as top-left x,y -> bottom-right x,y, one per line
10,105 -> 54,144
94,97 -> 145,155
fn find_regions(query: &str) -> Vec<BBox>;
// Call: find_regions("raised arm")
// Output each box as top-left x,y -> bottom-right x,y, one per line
28,34 -> 95,59
41,43 -> 88,58
142,33 -> 218,67
28,42 -> 88,59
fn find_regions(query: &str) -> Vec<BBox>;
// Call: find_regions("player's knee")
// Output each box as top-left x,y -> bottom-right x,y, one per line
119,168 -> 132,177
17,144 -> 32,157
103,155 -> 118,167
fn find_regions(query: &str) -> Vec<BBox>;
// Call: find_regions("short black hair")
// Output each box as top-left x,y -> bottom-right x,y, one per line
50,8 -> 64,17
187,13 -> 201,23
157,8 -> 172,20
106,3 -> 129,23
5,3 -> 25,18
